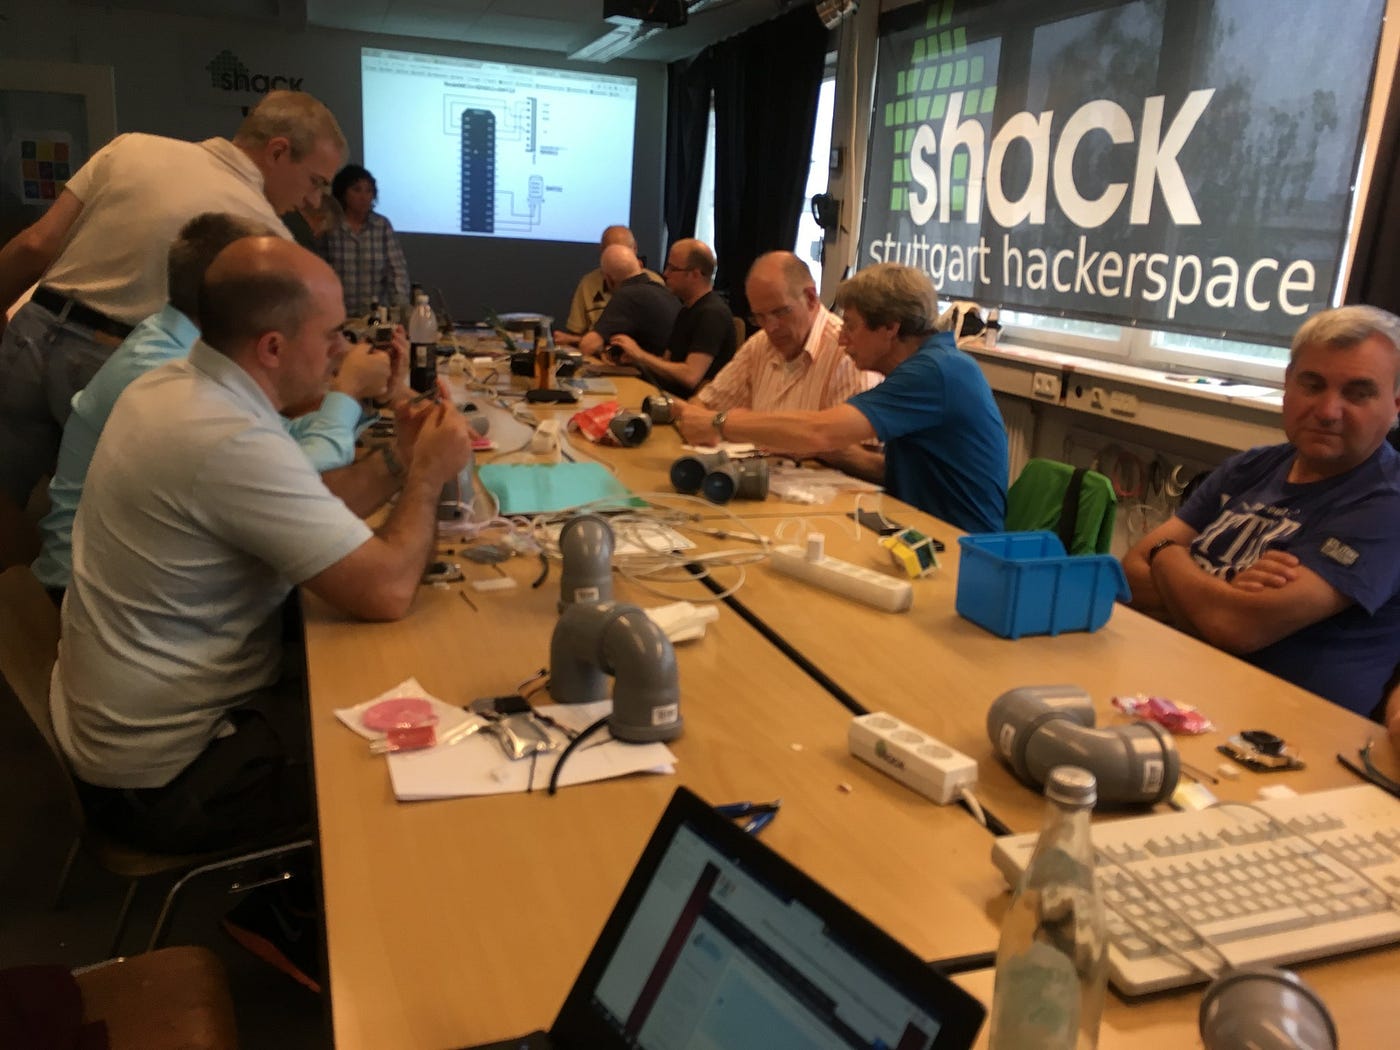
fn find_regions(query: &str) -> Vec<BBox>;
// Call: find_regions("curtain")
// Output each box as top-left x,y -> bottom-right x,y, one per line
1346,65 -> 1400,314
664,51 -> 714,242
709,8 -> 828,319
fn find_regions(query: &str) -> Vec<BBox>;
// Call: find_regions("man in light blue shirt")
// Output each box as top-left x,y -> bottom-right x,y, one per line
34,212 -> 403,594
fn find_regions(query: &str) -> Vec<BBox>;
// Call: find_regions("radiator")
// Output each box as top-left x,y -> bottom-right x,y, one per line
997,394 -> 1034,481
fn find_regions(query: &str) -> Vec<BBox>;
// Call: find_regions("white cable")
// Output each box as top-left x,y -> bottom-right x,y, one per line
958,787 -> 987,828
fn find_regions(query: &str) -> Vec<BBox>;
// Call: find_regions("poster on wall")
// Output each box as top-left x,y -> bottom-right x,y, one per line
860,0 -> 1386,343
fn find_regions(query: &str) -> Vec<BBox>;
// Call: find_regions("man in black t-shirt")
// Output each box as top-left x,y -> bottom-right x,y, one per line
580,244 -> 679,364
607,239 -> 738,397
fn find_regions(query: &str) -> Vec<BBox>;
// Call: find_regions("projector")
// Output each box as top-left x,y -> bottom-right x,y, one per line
604,0 -> 688,29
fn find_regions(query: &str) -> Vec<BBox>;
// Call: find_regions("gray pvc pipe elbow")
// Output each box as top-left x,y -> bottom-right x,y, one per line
558,513 -> 614,611
1023,718 -> 1179,806
549,601 -> 682,743
987,684 -> 1179,806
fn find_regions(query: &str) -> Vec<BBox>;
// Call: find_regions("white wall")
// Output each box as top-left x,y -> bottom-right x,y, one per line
0,3 -> 669,325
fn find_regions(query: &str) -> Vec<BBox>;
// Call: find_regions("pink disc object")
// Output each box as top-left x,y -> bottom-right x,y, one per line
362,697 -> 438,732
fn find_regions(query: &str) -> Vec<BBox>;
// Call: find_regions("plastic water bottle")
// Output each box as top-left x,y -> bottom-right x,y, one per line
408,291 -> 438,394
988,766 -> 1108,1050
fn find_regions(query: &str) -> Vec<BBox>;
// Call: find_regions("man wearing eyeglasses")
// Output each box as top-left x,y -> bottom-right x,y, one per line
605,239 -> 737,397
686,251 -> 877,480
694,252 -> 864,419
0,90 -> 347,551
675,262 -> 1007,533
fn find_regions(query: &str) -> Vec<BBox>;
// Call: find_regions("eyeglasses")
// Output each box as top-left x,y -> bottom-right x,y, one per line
1337,739 -> 1400,799
748,303 -> 795,327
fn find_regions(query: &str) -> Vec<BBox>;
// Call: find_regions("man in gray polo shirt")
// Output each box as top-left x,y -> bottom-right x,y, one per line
50,236 -> 474,859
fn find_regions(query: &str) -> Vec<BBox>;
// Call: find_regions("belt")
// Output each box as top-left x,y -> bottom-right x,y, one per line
31,287 -> 135,340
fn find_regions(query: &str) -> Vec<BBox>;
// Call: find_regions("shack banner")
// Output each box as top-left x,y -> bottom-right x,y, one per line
860,0 -> 1385,343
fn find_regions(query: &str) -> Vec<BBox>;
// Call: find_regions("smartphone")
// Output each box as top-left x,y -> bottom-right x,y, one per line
848,509 -> 904,536
847,510 -> 945,551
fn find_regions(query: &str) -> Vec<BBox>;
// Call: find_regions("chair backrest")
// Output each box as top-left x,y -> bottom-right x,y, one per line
732,316 -> 747,352
1005,458 -> 1118,555
0,566 -> 74,804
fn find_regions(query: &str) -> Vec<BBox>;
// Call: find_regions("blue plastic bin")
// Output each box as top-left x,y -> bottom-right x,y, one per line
955,532 -> 1130,639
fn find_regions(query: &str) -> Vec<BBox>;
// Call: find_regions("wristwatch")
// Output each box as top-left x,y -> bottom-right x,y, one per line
711,410 -> 729,440
1147,538 -> 1178,565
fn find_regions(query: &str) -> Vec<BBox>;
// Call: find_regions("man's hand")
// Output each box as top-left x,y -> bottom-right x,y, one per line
332,343 -> 392,401
673,398 -> 722,446
407,397 -> 475,487
381,325 -> 412,405
608,333 -> 644,363
1230,550 -> 1302,592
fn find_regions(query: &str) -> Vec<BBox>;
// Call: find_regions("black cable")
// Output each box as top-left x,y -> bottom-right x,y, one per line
547,715 -> 612,795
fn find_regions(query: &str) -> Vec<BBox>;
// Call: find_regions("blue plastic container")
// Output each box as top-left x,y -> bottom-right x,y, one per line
955,531 -> 1130,639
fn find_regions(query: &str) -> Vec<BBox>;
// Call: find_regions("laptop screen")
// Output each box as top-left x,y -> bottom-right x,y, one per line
584,821 -> 953,1050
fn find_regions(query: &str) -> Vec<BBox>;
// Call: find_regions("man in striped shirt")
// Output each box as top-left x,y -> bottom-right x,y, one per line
693,251 -> 879,479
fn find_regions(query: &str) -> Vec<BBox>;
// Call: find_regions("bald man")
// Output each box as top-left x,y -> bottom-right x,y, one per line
52,236 -> 474,859
579,243 -> 680,360
555,224 -> 663,347
694,251 -> 879,481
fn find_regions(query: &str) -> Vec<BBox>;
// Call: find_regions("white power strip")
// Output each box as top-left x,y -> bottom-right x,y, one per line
768,544 -> 912,612
849,712 -> 978,804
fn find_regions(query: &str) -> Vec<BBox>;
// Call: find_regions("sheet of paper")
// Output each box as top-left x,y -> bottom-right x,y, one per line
385,699 -> 676,801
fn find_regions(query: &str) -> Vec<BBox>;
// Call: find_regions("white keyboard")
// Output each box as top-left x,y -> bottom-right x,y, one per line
991,784 -> 1400,995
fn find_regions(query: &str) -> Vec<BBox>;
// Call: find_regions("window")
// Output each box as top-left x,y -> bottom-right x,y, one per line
693,65 -> 837,278
795,75 -> 837,273
1000,311 -> 1291,383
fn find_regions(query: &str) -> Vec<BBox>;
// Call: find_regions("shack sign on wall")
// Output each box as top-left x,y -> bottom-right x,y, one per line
860,0 -> 1385,343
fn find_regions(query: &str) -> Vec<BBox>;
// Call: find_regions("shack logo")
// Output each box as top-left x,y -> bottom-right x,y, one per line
206,50 -> 303,93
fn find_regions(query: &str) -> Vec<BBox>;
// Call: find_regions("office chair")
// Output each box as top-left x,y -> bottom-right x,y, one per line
1004,458 -> 1117,555
0,566 -> 312,956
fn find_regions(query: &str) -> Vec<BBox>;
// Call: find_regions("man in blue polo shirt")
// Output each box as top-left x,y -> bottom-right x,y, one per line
673,262 -> 1007,534
1125,305 -> 1400,719
33,211 -> 407,598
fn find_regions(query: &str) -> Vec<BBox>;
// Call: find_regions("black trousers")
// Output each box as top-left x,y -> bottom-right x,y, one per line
74,690 -> 311,856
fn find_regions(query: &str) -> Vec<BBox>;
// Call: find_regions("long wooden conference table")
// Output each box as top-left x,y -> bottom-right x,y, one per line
303,371 -> 1399,1047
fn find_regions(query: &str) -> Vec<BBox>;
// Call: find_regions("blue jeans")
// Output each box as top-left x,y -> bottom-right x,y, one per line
0,300 -> 117,506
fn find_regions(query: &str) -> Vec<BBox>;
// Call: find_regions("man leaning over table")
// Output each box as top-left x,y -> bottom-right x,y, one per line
674,262 -> 1008,534
690,251 -> 880,481
52,235 -> 473,858
579,243 -> 680,360
1124,305 -> 1400,721
0,90 -> 347,530
554,224 -> 663,347
32,211 -> 410,601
